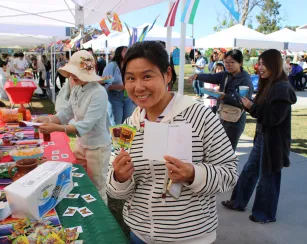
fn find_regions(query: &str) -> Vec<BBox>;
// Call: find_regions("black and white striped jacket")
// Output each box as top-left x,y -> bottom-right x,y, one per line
107,93 -> 238,243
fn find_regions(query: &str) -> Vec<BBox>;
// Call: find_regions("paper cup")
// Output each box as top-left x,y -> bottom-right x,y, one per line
239,86 -> 249,97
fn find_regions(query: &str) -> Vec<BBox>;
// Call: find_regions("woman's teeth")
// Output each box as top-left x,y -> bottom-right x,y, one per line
137,95 -> 149,99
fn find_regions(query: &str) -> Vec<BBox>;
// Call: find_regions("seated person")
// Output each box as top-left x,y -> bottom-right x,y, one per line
289,63 -> 304,90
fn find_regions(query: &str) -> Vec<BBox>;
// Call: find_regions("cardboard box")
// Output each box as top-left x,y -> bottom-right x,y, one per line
4,161 -> 73,220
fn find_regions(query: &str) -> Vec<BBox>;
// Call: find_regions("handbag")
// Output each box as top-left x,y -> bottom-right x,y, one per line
218,75 -> 243,123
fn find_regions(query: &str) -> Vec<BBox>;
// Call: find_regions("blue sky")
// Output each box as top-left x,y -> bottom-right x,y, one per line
116,0 -> 307,39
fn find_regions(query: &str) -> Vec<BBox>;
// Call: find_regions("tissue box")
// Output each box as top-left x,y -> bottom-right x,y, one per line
4,161 -> 73,220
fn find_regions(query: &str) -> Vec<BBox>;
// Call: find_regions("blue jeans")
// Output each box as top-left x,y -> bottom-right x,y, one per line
108,90 -> 136,125
230,133 -> 281,222
192,80 -> 204,97
130,232 -> 146,244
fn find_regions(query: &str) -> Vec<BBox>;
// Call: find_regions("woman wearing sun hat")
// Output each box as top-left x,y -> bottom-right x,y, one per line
35,50 -> 111,204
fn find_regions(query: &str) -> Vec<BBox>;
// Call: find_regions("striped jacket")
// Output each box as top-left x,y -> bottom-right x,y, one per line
107,93 -> 238,243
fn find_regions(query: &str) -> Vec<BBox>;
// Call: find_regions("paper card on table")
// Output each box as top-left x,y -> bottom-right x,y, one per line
73,241 -> 84,244
78,207 -> 93,217
51,156 -> 59,160
73,173 -> 84,178
73,182 -> 79,187
52,150 -> 59,155
41,145 -> 48,149
81,194 -> 96,203
65,226 -> 83,233
65,193 -> 80,199
62,154 -> 69,159
63,207 -> 78,216
72,167 -> 78,171
20,121 -> 42,127
48,141 -> 55,145
143,121 -> 192,162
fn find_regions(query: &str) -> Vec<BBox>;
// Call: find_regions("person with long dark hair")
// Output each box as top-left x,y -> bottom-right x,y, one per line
188,49 -> 253,151
103,46 -> 136,124
221,49 -> 297,223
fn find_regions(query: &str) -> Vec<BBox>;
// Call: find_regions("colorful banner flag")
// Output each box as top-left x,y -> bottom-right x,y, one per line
111,12 -> 123,32
129,28 -> 138,46
220,0 -> 240,21
149,14 -> 160,32
164,0 -> 180,27
124,22 -> 132,37
138,25 -> 149,42
181,0 -> 200,24
100,19 -> 111,36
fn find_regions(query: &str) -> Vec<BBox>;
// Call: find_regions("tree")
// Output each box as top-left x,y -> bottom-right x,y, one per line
214,0 -> 265,32
256,0 -> 282,34
284,25 -> 299,31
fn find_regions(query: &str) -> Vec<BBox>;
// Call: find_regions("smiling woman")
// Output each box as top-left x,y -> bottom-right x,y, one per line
107,41 -> 238,244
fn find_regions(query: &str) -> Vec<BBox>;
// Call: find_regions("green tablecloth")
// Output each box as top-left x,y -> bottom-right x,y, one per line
56,165 -> 128,244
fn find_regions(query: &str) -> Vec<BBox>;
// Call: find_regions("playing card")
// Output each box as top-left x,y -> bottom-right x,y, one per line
72,167 -> 78,171
73,182 -> 79,187
81,194 -> 96,203
65,226 -> 83,233
51,156 -> 59,160
73,173 -> 84,178
48,141 -> 55,145
73,241 -> 84,244
52,150 -> 59,155
78,207 -> 93,217
65,193 -> 80,199
63,207 -> 78,217
61,154 -> 69,159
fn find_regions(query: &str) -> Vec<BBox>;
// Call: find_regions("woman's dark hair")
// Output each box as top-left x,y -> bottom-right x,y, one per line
13,53 -> 19,58
19,52 -> 24,58
255,49 -> 288,104
225,49 -> 244,65
112,46 -> 127,68
214,63 -> 226,72
0,101 -> 6,108
210,55 -> 214,62
121,41 -> 170,83
0,60 -> 7,68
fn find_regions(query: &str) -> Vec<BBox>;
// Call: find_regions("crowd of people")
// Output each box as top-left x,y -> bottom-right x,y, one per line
0,41 -> 299,243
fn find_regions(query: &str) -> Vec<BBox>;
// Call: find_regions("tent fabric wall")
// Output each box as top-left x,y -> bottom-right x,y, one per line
0,0 -> 168,27
195,24 -> 285,49
0,33 -> 54,48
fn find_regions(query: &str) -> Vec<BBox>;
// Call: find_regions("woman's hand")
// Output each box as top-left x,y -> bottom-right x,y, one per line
39,123 -> 60,134
113,151 -> 135,183
33,116 -> 50,123
188,74 -> 198,84
164,155 -> 195,184
241,97 -> 254,109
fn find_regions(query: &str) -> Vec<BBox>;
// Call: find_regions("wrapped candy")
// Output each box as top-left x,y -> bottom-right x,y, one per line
110,124 -> 136,149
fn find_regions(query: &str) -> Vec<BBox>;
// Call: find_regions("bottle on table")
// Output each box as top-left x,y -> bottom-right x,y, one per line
18,104 -> 27,121
43,133 -> 51,142
34,126 -> 39,139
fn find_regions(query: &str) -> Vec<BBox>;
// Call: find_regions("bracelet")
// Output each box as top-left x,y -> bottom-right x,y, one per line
64,124 -> 67,134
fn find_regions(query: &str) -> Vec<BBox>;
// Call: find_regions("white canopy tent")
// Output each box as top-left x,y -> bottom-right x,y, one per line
0,33 -> 54,48
0,0 -> 168,27
267,28 -> 307,52
83,23 -> 194,50
196,24 -> 285,49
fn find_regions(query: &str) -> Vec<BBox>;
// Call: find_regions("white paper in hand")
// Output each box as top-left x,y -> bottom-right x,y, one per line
143,121 -> 192,162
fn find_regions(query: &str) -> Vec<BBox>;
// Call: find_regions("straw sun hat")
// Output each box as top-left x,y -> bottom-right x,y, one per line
58,50 -> 101,82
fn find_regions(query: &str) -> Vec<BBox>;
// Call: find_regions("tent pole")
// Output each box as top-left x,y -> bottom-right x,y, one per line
166,0 -> 173,58
178,0 -> 186,95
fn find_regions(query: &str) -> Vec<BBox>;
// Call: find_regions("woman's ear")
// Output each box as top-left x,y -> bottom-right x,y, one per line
166,66 -> 172,86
